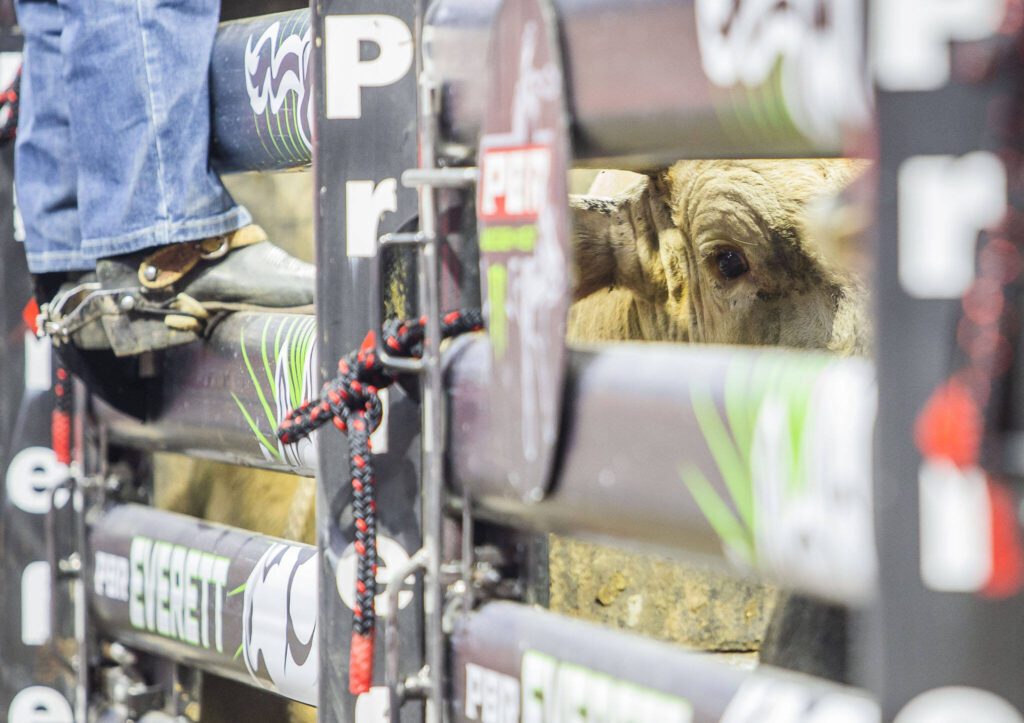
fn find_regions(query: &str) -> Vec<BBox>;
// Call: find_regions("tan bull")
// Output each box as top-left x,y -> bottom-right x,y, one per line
569,159 -> 868,351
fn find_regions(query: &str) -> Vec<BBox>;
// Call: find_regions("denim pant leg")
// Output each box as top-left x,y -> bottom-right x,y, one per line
14,0 -> 89,273
61,0 -> 250,261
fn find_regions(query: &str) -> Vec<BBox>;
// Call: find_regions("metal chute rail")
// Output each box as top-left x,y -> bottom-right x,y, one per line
88,504 -> 318,706
1,0 -> 1022,722
211,9 -> 313,172
98,322 -> 877,604
83,501 -> 878,719
449,602 -> 877,723
209,0 -> 873,173
427,0 -> 870,164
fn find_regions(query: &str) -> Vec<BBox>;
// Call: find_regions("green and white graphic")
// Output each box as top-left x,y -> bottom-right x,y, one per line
245,14 -> 313,165
233,315 -> 317,469
681,354 -> 877,598
694,0 -> 870,149
520,650 -> 693,723
242,542 -> 318,707
127,536 -> 230,653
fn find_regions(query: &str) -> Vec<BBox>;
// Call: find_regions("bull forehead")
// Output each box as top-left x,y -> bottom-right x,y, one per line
666,159 -> 843,240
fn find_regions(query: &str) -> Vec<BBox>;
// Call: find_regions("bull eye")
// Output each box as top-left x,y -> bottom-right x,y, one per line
716,248 -> 749,280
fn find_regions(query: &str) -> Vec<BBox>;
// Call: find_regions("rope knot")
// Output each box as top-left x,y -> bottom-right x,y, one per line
275,309 -> 484,695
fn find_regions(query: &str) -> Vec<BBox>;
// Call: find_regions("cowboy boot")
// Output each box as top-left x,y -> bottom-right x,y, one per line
39,225 -> 314,356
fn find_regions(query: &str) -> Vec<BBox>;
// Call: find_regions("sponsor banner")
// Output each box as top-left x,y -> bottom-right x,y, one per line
0,134 -> 78,717
89,505 -> 318,706
476,0 -> 572,502
681,354 -> 878,599
232,314 -> 319,470
462,654 -> 693,723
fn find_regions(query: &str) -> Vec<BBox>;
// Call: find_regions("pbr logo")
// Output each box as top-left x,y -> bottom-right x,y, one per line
465,662 -> 520,723
475,4 -> 571,500
479,145 -> 553,223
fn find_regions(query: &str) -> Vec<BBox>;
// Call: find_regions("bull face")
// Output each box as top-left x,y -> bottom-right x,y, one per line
569,159 -> 869,354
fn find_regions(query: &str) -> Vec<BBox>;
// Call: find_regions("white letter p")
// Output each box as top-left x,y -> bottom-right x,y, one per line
324,15 -> 414,119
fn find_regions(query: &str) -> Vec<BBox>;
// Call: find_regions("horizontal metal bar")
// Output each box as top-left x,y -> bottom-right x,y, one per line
380,232 -> 434,246
401,167 -> 478,188
208,0 -> 869,171
427,0 -> 869,165
447,337 -> 879,604
87,503 -> 318,706
99,314 -> 877,602
87,506 -> 878,719
451,601 -> 878,723
211,10 -> 312,172
95,312 -> 317,476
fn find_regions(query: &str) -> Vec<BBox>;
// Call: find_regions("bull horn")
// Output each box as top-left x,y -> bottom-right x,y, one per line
569,173 -> 667,302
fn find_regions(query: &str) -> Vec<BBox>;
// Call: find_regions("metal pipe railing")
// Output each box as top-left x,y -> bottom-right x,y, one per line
95,312 -> 317,477
87,503 -> 879,719
95,320 -> 877,603
426,0 -> 871,165
88,503 -> 318,706
211,10 -> 312,172
213,0 -> 874,172
447,337 -> 879,604
450,601 -> 879,723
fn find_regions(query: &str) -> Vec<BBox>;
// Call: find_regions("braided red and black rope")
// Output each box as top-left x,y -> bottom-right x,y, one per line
276,309 -> 483,695
52,363 -> 72,465
0,66 -> 20,145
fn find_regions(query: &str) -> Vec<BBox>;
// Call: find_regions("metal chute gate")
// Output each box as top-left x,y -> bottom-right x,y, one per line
0,0 -> 1020,722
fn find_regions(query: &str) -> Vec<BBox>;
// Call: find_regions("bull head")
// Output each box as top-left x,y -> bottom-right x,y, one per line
569,159 -> 870,355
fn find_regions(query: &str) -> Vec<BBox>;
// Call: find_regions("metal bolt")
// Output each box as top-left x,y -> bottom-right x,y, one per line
472,560 -> 502,587
143,265 -> 158,281
403,668 -> 432,698
58,553 -> 82,576
119,294 -> 136,311
106,641 -> 136,666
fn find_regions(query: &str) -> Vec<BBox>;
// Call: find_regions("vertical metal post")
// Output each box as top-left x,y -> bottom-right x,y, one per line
413,4 -> 446,718
0,136 -> 79,717
312,0 -> 422,720
867,5 -> 1024,719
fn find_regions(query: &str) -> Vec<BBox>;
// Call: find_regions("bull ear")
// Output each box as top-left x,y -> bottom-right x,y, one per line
569,172 -> 669,303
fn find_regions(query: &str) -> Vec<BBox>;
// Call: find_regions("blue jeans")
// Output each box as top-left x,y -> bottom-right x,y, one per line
14,0 -> 251,273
